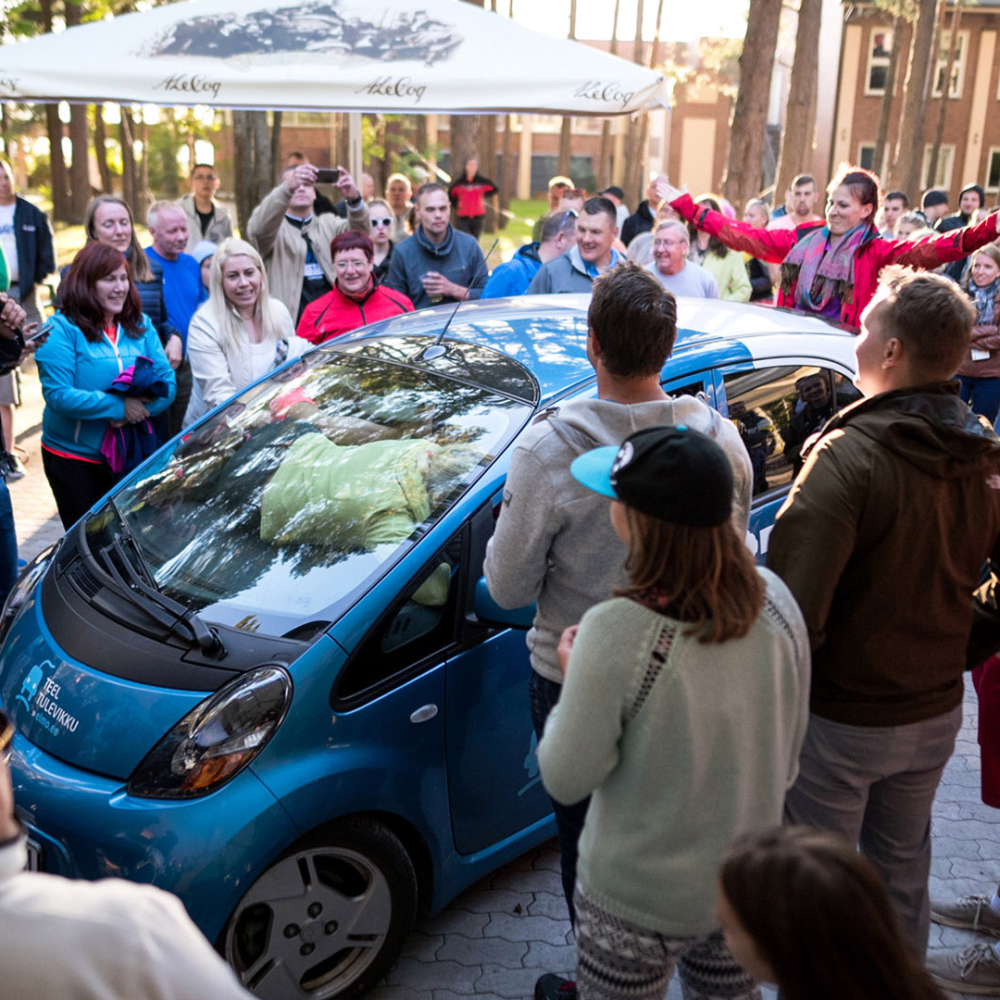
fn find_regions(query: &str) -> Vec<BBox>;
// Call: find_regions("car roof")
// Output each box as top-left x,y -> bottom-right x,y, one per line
338,294 -> 859,404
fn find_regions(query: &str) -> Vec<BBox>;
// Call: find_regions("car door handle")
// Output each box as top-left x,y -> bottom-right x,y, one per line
410,704 -> 438,724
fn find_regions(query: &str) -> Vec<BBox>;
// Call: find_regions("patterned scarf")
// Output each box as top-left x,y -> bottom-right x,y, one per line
968,276 -> 1000,327
780,223 -> 871,314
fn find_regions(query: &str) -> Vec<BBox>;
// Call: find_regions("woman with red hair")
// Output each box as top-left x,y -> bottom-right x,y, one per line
35,242 -> 175,527
296,231 -> 413,344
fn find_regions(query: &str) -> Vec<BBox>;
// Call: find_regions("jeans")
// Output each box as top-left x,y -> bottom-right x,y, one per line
530,670 -> 590,926
0,480 -> 17,607
784,705 -> 963,957
957,374 -> 1000,425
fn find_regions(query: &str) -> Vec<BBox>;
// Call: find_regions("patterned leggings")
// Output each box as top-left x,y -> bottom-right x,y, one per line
574,885 -> 762,1000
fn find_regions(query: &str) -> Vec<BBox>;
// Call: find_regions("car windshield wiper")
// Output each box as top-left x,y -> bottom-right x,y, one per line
76,505 -> 225,659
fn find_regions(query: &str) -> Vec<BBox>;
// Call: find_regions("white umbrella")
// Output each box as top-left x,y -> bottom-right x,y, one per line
0,0 -> 669,116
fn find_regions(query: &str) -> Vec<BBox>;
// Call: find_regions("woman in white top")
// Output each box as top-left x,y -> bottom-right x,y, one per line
184,238 -> 311,426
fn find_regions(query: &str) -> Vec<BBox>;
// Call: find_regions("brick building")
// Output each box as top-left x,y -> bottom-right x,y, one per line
832,0 -> 1000,205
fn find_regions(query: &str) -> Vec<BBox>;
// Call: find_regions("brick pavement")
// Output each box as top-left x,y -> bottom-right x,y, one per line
8,364 -> 995,999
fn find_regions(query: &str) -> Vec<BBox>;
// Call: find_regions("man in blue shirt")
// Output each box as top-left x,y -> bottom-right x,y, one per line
482,210 -> 577,299
146,201 -> 207,437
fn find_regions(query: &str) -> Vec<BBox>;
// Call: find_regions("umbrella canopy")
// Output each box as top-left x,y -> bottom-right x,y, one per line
0,0 -> 670,116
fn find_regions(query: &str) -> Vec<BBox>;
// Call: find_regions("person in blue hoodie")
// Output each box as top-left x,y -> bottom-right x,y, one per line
481,209 -> 578,299
36,242 -> 176,529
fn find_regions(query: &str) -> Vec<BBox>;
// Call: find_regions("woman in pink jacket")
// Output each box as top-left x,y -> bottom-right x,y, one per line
656,165 -> 1000,330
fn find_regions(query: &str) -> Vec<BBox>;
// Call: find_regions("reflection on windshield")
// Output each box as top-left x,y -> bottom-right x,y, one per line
103,352 -> 528,637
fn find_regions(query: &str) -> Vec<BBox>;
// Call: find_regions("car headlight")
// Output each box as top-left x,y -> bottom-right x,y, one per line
127,665 -> 292,799
0,543 -> 58,644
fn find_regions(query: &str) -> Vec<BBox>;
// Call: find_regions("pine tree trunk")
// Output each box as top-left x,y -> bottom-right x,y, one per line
232,110 -> 252,234
598,0 -> 623,188
271,111 -> 283,182
624,0 -> 647,208
873,15 -> 903,184
500,115 -> 514,227
251,110 -> 273,204
927,0 -> 961,188
887,0 -> 937,198
721,0 -> 783,211
137,117 -> 150,217
45,105 -> 70,222
119,106 -> 136,211
774,0 -> 822,202
483,116 -> 499,232
63,1 -> 90,222
94,105 -> 112,194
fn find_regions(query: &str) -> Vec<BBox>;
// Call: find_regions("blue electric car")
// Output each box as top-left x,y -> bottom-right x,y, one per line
0,295 -> 859,1000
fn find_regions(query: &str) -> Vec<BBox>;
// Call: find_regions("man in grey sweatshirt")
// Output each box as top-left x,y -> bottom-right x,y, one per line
484,262 -> 752,935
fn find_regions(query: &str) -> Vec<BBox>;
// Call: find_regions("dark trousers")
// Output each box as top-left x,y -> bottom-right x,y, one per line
957,374 -> 1000,426
455,215 -> 485,239
0,480 -> 17,606
530,670 -> 590,927
42,448 -> 119,530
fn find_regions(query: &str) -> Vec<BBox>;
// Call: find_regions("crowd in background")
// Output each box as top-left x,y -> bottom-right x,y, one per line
2,145 -> 1000,999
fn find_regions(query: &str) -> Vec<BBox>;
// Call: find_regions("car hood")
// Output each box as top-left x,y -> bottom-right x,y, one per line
0,593 -> 206,780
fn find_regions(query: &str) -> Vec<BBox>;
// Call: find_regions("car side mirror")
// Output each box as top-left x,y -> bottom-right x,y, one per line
472,576 -> 534,630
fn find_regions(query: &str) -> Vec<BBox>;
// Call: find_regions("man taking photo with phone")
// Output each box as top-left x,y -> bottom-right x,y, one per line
248,161 -> 369,322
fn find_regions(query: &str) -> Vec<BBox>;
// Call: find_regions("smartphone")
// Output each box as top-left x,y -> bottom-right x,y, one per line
315,168 -> 341,184
23,325 -> 49,344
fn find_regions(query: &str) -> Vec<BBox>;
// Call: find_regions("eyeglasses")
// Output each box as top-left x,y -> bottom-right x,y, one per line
370,218 -> 393,227
0,710 -> 13,758
334,259 -> 371,272
653,240 -> 687,249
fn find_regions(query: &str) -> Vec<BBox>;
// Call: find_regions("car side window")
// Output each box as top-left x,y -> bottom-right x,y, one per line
723,366 -> 858,498
336,533 -> 464,702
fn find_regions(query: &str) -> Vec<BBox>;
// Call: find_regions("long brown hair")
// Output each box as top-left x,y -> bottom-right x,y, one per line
615,508 -> 764,643
84,195 -> 153,283
61,242 -> 145,343
720,826 -> 946,1000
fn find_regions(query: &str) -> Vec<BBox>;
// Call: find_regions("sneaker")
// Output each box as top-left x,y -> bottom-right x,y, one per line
931,895 -> 1000,937
535,974 -> 576,1000
3,452 -> 24,482
927,943 -> 1000,995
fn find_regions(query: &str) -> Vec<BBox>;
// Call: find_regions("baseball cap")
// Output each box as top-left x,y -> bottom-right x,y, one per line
192,240 -> 218,264
921,189 -> 949,210
570,425 -> 733,526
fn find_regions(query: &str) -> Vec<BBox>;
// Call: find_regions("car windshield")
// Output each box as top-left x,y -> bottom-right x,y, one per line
86,347 -> 531,638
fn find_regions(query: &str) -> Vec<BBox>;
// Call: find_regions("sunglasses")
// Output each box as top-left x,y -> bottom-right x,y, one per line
0,709 -> 12,757
370,218 -> 393,227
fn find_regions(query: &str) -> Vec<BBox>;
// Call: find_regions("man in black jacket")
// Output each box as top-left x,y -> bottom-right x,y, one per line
620,177 -> 660,247
0,160 -> 54,478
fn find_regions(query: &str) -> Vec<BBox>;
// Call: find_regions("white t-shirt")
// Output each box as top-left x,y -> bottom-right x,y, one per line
0,202 -> 18,284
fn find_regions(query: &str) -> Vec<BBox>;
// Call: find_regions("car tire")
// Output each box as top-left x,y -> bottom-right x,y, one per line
221,817 -> 418,1000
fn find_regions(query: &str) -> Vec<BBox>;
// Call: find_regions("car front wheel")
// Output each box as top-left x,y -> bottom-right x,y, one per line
222,818 -> 418,1000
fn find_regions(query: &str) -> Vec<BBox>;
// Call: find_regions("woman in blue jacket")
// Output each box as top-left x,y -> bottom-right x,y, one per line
36,242 -> 176,528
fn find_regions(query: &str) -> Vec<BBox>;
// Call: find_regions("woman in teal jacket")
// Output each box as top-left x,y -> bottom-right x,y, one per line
36,241 -> 175,528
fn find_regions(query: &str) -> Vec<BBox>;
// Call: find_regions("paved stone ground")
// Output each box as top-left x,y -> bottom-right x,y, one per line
9,367 -> 994,999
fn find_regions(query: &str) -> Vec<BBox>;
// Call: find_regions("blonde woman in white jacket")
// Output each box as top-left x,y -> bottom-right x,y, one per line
184,238 -> 312,426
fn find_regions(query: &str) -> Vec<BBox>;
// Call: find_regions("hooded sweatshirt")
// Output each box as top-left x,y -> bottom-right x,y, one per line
383,225 -> 489,309
768,381 -> 1000,726
481,243 -> 543,299
484,394 -> 753,683
525,245 -> 623,295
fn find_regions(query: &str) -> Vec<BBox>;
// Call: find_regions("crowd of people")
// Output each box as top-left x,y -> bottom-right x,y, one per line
1,148 -> 1000,999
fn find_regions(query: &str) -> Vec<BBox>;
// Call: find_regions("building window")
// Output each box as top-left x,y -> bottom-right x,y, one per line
987,149 -> 1000,193
932,30 -> 969,99
859,143 -> 876,172
921,144 -> 955,190
865,28 -> 893,95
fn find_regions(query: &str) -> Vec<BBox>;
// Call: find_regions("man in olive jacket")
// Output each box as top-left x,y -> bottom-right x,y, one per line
768,267 -> 1000,960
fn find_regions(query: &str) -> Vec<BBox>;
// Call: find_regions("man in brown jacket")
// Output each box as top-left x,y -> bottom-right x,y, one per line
768,267 -> 1000,960
247,162 -> 369,322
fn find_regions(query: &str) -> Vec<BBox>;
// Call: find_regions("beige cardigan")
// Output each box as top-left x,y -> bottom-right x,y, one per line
247,184 -> 369,318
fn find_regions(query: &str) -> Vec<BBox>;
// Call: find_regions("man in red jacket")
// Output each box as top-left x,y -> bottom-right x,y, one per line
296,231 -> 413,344
448,158 -> 497,239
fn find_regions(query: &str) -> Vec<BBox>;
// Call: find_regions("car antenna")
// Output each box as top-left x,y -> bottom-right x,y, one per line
418,238 -> 499,362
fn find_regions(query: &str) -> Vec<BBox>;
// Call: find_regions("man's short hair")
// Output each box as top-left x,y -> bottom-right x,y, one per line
600,185 -> 626,201
792,174 -> 816,189
190,162 -> 217,177
415,182 -> 447,204
873,266 -> 975,380
588,262 -> 677,377
581,196 -> 617,227
147,199 -> 184,230
540,208 -> 577,243
386,172 -> 412,190
885,190 -> 909,207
